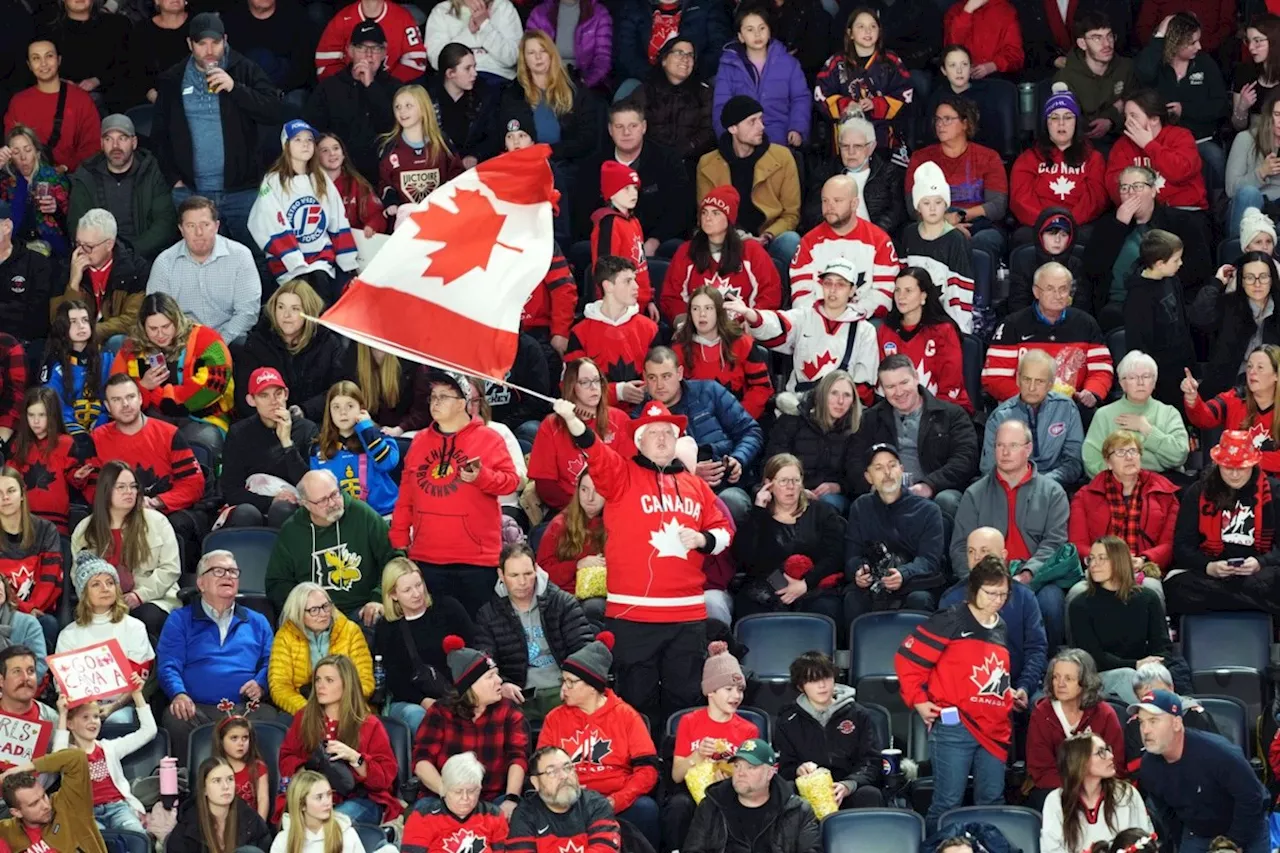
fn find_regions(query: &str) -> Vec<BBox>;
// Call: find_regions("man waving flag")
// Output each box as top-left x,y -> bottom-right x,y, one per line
318,144 -> 557,380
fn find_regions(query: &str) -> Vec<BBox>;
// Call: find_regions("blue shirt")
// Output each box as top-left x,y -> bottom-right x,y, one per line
183,58 -> 226,192
532,100 -> 561,146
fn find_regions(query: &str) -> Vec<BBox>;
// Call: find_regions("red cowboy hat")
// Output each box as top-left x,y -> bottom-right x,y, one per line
1210,430 -> 1263,468
632,400 -> 687,439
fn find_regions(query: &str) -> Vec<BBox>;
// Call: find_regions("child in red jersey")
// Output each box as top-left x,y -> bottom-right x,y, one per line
591,162 -> 656,319
318,133 -> 385,238
671,287 -> 773,419
377,85 -> 463,225
211,716 -> 270,821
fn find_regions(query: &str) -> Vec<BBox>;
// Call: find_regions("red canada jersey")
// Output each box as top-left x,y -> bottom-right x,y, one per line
315,0 -> 427,82
659,239 -> 782,322
402,800 -> 509,853
590,208 -> 651,309
876,322 -> 972,413
564,304 -> 660,408
1105,125 -> 1207,210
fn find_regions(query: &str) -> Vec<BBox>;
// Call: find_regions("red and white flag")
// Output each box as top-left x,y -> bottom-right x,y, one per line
318,144 -> 556,378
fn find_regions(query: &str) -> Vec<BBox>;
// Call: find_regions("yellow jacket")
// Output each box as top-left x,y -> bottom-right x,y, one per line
695,142 -> 801,238
268,611 -> 375,714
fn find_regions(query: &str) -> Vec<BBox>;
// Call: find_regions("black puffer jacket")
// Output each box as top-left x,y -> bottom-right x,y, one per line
774,684 -> 884,792
636,69 -> 716,165
684,776 -> 821,853
801,150 -> 906,238
1190,283 -> 1280,399
232,315 -> 351,422
165,796 -> 272,853
764,391 -> 868,496
858,386 -> 978,494
473,571 -> 595,688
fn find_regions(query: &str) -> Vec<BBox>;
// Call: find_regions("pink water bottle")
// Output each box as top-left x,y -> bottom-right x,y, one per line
160,756 -> 178,809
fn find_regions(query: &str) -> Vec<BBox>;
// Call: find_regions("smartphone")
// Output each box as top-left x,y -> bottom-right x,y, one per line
145,353 -> 166,371
462,457 -> 481,472
766,570 -> 788,591
1227,557 -> 1246,567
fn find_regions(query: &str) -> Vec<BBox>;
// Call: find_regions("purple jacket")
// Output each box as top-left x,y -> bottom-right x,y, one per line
526,0 -> 613,89
712,39 -> 810,145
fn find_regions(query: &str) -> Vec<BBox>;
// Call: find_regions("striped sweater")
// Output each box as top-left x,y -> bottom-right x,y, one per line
110,324 -> 236,432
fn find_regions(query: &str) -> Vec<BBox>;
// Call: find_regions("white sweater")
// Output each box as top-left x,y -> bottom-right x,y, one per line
270,812 -> 367,853
55,612 -> 155,671
51,703 -> 157,815
1040,783 -> 1153,853
423,0 -> 522,78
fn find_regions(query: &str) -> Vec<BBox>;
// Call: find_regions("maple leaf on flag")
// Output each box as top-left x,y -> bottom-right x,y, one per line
409,188 -> 522,285
649,518 -> 691,559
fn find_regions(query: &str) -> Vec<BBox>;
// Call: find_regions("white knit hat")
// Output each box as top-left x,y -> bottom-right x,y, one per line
911,161 -> 951,210
1240,206 -> 1277,251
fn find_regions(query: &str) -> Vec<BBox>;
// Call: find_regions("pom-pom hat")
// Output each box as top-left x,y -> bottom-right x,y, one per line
562,631 -> 614,691
72,551 -> 119,601
443,635 -> 496,694
702,640 -> 745,695
1043,82 -> 1081,119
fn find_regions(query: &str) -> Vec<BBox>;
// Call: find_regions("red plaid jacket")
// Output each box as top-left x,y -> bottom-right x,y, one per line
412,699 -> 529,802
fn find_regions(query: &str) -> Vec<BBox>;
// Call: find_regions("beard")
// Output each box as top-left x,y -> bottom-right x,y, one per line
544,780 -> 581,809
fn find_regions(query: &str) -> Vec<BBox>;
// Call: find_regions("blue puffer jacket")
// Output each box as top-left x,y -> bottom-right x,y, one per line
939,580 -> 1047,696
614,0 -> 731,82
713,39 -> 811,145
980,391 -> 1085,486
156,602 -> 274,705
633,380 -> 763,468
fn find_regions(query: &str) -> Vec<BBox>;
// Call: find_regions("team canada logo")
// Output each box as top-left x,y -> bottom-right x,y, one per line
1222,500 -> 1256,546
970,653 -> 1011,698
564,729 -> 612,767
442,829 -> 487,853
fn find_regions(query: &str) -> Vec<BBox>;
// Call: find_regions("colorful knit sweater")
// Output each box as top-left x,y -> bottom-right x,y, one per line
110,324 -> 235,432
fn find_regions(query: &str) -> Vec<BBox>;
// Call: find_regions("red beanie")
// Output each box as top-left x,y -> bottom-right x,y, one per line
601,160 -> 640,201
701,185 -> 739,226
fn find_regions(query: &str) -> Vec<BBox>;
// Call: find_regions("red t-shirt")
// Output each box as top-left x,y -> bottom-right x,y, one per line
673,708 -> 759,760
25,823 -> 51,853
234,760 -> 268,811
87,744 -> 123,806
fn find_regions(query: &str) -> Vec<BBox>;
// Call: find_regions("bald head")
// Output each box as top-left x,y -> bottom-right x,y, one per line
966,527 -> 1007,570
821,175 -> 858,232
299,470 -> 344,525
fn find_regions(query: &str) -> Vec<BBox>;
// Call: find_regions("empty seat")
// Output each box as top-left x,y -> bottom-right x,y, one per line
962,334 -> 984,418
1181,612 -> 1271,734
379,715 -> 414,790
353,823 -> 392,852
861,702 -> 892,752
734,613 -> 836,681
822,808 -> 924,853
202,527 -> 278,595
119,728 -> 170,782
850,611 -> 931,746
939,806 -> 1042,853
1197,695 -> 1249,757
103,830 -> 152,853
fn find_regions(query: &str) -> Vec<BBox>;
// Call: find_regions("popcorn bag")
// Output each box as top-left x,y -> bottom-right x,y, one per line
575,563 -> 607,600
795,768 -> 839,819
685,757 -> 733,804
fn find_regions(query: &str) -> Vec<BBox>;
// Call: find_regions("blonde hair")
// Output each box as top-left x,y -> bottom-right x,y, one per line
284,771 -> 342,853
516,31 -> 575,116
267,280 -> 325,354
355,344 -> 401,416
379,85 -> 453,158
381,557 -> 432,621
280,582 -> 332,634
74,575 -> 128,626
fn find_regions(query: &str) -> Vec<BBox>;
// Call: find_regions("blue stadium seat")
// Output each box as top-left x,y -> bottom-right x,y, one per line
962,334 -> 984,418
970,248 -> 992,316
189,720 -> 289,798
1105,327 -> 1127,401
822,809 -> 924,853
119,728 -> 170,782
850,611 -> 931,746
939,806 -> 1043,853
664,706 -> 772,744
379,715 -> 413,790
202,527 -> 277,594
1197,695 -> 1248,757
1181,612 -> 1271,729
648,257 -> 669,307
734,613 -> 836,681
861,702 -> 892,752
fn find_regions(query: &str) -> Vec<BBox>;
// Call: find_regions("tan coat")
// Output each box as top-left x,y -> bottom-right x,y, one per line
696,142 -> 801,238
0,749 -> 108,853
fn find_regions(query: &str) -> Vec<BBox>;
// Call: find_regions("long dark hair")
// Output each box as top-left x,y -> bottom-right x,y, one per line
1059,734 -> 1131,853
688,220 -> 745,273
1036,102 -> 1090,168
1224,251 -> 1280,336
1202,463 -> 1259,511
842,7 -> 887,64
671,287 -> 746,369
196,757 -> 240,853
1251,14 -> 1280,85
883,267 -> 959,335
10,387 -> 68,468
47,299 -> 104,407
83,460 -> 151,570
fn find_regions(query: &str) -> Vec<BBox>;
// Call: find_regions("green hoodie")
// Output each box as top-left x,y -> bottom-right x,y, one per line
265,495 -> 403,615
1054,50 -> 1137,129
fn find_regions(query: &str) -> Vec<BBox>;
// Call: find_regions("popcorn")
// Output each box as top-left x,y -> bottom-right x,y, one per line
575,563 -> 607,600
795,768 -> 838,819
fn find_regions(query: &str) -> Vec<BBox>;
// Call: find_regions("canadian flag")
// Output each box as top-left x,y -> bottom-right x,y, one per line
317,145 -> 556,378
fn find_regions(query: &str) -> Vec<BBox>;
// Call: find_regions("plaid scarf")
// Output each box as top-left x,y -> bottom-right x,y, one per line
1103,471 -> 1149,555
1199,471 -> 1275,557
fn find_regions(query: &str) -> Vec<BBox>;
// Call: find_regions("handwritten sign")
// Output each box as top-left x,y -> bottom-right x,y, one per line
0,713 -> 51,770
48,639 -> 133,708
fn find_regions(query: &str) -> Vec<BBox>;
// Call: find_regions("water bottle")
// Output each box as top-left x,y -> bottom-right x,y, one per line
372,655 -> 386,708
159,756 -> 178,810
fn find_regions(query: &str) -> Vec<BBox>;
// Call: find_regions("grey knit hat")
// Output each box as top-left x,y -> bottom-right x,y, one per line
443,635 -> 495,694
562,631 -> 614,692
72,551 -> 119,601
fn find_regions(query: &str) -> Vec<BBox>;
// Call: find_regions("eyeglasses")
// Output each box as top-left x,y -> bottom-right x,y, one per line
575,378 -> 603,388
1085,554 -> 1111,565
1093,745 -> 1114,758
75,238 -> 109,252
351,43 -> 386,54
560,675 -> 585,689
979,587 -> 1010,601
429,393 -> 463,404
839,141 -> 871,154
1250,36 -> 1270,46
304,490 -> 343,506
532,762 -> 576,778
995,442 -> 1030,452
1243,273 -> 1273,285
113,482 -> 140,492
667,48 -> 694,59
304,602 -> 332,617
1124,373 -> 1156,383
934,115 -> 961,125
1109,447 -> 1140,459
1118,182 -> 1151,194
202,566 -> 240,578
773,477 -> 802,487
449,786 -> 481,798
1085,32 -> 1116,43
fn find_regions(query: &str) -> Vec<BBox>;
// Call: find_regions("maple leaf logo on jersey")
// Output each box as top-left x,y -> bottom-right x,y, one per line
800,350 -> 838,380
606,357 -> 640,382
1153,172 -> 1166,194
1048,176 -> 1076,199
915,359 -> 936,396
970,653 -> 1011,697
564,729 -> 613,765
8,565 -> 33,601
560,842 -> 585,853
649,518 -> 691,559
22,462 -> 55,492
703,272 -> 741,302
441,829 -> 487,853
410,189 -> 523,285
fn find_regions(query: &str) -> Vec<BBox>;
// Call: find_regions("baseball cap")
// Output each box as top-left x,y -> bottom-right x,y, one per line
281,119 -> 318,148
864,442 -> 901,469
1127,689 -> 1183,718
732,739 -> 777,766
248,368 -> 287,395
821,257 -> 858,283
1042,214 -> 1072,233
101,114 -> 136,137
189,11 -> 225,39
350,20 -> 386,45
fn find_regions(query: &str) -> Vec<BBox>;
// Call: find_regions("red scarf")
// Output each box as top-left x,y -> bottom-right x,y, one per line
1199,473 -> 1275,557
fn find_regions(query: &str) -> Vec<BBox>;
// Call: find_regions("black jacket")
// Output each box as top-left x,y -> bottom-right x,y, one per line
0,243 -> 52,342
304,67 -> 398,183
1123,270 -> 1196,407
1190,282 -> 1280,399
43,12 -> 132,110
802,150 -> 906,237
732,500 -> 847,588
684,776 -> 822,853
67,148 -> 177,261
219,413 -> 318,513
482,333 -> 553,430
636,69 -> 715,164
473,574 -> 595,688
770,0 -> 834,77
426,75 -> 500,161
232,315 -> 352,422
765,391 -> 868,496
152,49 -> 282,191
498,83 -> 601,165
572,140 -> 694,242
774,686 -> 884,791
165,796 -> 272,853
1083,204 -> 1213,317
857,0 -> 942,70
859,387 -> 978,494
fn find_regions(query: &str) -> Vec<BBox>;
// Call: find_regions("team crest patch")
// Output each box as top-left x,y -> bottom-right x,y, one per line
837,720 -> 855,735
286,196 -> 327,244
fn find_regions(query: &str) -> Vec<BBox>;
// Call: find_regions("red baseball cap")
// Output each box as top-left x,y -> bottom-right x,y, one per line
248,368 -> 287,395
